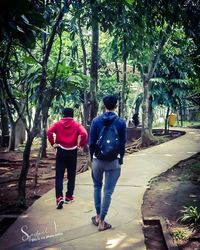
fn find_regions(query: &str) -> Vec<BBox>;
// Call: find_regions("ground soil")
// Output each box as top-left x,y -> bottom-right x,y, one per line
0,128 -> 199,250
142,152 -> 200,250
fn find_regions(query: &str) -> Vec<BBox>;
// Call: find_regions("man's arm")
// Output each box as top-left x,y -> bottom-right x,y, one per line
47,123 -> 57,146
78,124 -> 88,147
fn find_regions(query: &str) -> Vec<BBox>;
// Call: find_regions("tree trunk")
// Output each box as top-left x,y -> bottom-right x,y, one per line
121,59 -> 127,118
165,107 -> 170,134
114,61 -> 121,116
18,132 -> 34,206
77,17 -> 87,76
34,140 -> 43,187
148,95 -> 153,134
0,103 -> 9,147
41,110 -> 48,158
83,93 -> 90,127
41,129 -> 47,158
77,16 -> 89,127
18,104 -> 42,206
1,85 -> 18,151
8,122 -> 16,151
121,37 -> 127,118
141,25 -> 172,145
141,77 -> 154,146
89,4 -> 99,122
15,119 -> 26,147
115,60 -> 120,83
178,99 -> 183,127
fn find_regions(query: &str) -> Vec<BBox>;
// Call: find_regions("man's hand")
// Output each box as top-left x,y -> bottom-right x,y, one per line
53,144 -> 58,156
53,143 -> 59,148
78,146 -> 84,153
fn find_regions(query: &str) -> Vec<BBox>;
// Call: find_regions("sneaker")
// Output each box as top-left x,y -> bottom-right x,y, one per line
56,196 -> 64,209
65,196 -> 74,204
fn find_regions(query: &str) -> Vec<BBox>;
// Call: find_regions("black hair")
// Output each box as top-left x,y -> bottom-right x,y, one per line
62,108 -> 74,117
103,95 -> 118,110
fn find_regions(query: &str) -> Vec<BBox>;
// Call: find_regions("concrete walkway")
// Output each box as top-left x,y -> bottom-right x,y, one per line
0,128 -> 200,250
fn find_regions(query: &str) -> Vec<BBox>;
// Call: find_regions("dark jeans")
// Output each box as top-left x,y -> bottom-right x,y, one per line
55,147 -> 77,198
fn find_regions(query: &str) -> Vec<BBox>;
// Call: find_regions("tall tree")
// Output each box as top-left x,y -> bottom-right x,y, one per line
137,0 -> 200,145
89,2 -> 99,121
18,1 -> 72,206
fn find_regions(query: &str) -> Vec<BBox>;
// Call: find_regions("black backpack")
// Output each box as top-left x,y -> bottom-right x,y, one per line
95,117 -> 120,161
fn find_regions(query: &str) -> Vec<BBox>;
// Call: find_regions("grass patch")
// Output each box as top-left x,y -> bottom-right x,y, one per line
181,120 -> 200,127
153,120 -> 200,128
171,227 -> 191,241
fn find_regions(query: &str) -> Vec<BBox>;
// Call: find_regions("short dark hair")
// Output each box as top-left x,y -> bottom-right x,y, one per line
103,95 -> 118,110
62,108 -> 74,117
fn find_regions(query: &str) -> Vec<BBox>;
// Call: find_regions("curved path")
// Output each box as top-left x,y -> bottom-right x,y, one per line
0,127 -> 200,250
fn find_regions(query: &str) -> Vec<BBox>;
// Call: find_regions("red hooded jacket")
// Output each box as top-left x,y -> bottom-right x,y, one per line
47,118 -> 88,148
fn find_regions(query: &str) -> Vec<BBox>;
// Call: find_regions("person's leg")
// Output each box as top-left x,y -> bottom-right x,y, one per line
55,148 -> 66,208
55,148 -> 66,197
98,167 -> 121,230
65,149 -> 77,199
91,159 -> 104,224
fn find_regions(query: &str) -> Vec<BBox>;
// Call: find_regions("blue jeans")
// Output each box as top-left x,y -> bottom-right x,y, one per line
92,159 -> 121,221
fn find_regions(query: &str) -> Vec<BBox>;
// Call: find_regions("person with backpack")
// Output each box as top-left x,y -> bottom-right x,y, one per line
47,108 -> 88,209
89,95 -> 126,231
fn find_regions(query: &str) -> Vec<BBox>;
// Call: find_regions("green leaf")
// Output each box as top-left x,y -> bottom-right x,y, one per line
21,15 -> 30,25
16,25 -> 25,33
23,56 -> 36,64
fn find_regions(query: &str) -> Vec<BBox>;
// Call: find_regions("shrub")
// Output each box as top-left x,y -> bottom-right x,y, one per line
179,206 -> 200,227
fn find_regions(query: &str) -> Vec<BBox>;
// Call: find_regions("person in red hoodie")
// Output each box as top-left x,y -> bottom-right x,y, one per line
47,108 -> 88,209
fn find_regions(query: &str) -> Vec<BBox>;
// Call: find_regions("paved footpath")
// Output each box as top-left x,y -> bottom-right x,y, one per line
0,128 -> 200,250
